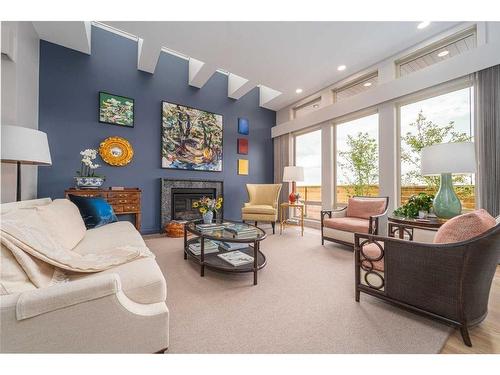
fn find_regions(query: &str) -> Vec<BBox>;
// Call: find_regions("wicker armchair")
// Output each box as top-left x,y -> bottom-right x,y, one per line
354,223 -> 500,347
321,196 -> 389,247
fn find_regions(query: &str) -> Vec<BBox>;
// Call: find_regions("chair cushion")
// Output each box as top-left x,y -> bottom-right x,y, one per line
246,184 -> 282,206
241,205 -> 277,215
35,199 -> 86,249
346,197 -> 387,220
434,209 -> 496,244
360,242 -> 384,272
68,194 -> 118,229
323,217 -> 370,233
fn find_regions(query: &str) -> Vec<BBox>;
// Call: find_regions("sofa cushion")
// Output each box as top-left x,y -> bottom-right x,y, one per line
323,217 -> 370,233
434,209 -> 496,244
73,221 -> 151,256
241,205 -> 277,215
360,242 -> 384,272
68,194 -> 118,229
36,199 -> 86,249
346,197 -> 387,220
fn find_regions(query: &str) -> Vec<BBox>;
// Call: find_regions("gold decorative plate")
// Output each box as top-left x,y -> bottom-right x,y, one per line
99,136 -> 134,166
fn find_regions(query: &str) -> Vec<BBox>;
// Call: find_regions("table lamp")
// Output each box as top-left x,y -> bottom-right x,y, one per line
420,142 -> 476,219
283,166 -> 304,204
1,125 -> 52,201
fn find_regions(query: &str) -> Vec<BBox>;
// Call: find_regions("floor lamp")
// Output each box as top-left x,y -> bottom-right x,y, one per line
1,125 -> 52,201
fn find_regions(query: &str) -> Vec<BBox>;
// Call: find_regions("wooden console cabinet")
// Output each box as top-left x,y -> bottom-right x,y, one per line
65,188 -> 142,231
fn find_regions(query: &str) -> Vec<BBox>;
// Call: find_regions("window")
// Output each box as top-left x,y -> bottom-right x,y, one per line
399,86 -> 475,209
333,72 -> 378,103
293,97 -> 321,119
335,114 -> 379,206
396,28 -> 476,77
294,130 -> 322,220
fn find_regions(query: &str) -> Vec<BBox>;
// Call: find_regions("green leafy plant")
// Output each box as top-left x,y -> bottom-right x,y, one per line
338,131 -> 378,196
394,192 -> 434,218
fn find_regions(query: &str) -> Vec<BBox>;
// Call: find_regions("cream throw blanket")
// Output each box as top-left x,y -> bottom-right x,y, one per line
1,207 -> 152,289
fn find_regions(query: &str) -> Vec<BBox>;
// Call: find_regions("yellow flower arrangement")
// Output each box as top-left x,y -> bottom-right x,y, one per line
192,196 -> 223,215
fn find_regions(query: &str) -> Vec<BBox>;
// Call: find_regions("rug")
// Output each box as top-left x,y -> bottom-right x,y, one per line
145,226 -> 451,353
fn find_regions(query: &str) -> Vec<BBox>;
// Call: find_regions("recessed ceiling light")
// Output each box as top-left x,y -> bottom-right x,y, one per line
363,82 -> 372,87
437,50 -> 449,57
295,88 -> 303,94
313,104 -> 319,108
337,65 -> 346,71
417,21 -> 430,29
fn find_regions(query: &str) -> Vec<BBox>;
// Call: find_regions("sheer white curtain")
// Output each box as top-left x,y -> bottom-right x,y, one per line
474,64 -> 500,217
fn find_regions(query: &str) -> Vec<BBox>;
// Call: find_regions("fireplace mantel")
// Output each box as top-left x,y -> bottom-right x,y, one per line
160,178 -> 224,230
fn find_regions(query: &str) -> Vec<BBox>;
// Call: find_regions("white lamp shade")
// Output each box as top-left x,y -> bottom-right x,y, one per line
283,166 -> 304,182
1,125 -> 52,165
421,142 -> 475,176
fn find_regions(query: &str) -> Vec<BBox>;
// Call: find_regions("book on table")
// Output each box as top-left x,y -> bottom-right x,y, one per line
217,251 -> 254,267
188,239 -> 220,255
219,241 -> 250,251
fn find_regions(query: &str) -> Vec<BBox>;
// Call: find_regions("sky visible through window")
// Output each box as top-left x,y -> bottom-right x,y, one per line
400,86 -> 474,185
295,130 -> 321,186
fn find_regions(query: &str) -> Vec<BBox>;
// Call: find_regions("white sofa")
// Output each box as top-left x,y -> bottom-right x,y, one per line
0,198 -> 169,353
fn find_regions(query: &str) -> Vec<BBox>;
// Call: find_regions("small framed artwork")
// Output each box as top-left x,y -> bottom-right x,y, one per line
99,92 -> 135,127
238,159 -> 249,175
237,138 -> 248,155
238,118 -> 249,135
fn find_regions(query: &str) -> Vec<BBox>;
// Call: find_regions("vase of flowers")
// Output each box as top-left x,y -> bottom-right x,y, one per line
74,149 -> 105,189
193,196 -> 223,224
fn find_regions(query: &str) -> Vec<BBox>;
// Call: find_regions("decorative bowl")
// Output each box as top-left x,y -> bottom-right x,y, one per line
74,176 -> 105,189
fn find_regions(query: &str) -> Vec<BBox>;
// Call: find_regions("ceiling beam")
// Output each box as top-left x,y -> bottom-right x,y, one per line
228,73 -> 254,100
259,85 -> 282,109
137,37 -> 161,74
32,21 -> 91,55
188,58 -> 216,88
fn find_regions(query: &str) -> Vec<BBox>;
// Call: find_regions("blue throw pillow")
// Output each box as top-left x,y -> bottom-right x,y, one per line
68,194 -> 118,229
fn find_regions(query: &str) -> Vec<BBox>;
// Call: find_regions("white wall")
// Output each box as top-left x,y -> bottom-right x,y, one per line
1,21 -> 40,202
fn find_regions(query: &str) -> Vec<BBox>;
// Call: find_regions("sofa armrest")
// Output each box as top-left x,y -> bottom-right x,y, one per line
16,273 -> 121,320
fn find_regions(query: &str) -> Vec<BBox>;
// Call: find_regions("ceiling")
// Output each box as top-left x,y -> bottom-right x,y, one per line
34,21 -> 463,111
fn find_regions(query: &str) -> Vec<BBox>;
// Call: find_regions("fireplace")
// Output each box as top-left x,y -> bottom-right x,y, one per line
171,188 -> 216,221
160,179 -> 224,229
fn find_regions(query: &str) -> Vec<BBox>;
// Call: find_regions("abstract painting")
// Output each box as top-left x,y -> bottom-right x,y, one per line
237,138 -> 248,155
99,92 -> 134,127
161,101 -> 223,171
238,159 -> 249,175
238,118 -> 249,135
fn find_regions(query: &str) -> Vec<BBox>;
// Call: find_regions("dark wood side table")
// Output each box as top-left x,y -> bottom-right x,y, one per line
65,188 -> 142,231
387,215 -> 447,241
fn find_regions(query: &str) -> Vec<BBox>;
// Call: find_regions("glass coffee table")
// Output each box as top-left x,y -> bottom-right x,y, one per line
183,220 -> 267,285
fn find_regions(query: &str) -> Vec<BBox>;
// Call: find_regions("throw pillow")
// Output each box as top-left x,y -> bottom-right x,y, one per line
346,197 -> 387,220
433,209 -> 496,244
68,194 -> 118,229
36,199 -> 87,249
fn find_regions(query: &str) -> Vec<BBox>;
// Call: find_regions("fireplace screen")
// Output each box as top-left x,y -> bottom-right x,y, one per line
171,188 -> 217,221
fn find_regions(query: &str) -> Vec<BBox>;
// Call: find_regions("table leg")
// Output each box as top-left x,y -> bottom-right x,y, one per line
253,241 -> 258,285
200,236 -> 205,277
301,206 -> 304,236
183,224 -> 187,260
398,225 -> 404,240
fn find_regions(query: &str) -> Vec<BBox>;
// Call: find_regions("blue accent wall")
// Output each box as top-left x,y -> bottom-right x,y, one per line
38,26 -> 275,234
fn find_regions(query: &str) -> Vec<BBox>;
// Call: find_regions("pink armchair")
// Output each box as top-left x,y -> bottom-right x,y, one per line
321,196 -> 389,247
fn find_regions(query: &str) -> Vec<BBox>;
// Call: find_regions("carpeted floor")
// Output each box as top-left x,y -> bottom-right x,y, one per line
145,226 -> 452,353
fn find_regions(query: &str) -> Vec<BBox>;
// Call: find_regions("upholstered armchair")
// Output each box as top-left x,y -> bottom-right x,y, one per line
354,211 -> 500,347
321,196 -> 389,247
242,184 -> 282,234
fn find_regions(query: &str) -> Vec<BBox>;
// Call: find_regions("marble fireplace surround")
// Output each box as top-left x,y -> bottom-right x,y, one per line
160,178 -> 224,229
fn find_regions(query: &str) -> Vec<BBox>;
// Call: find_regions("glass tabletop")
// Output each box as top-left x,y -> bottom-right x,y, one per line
185,219 -> 267,242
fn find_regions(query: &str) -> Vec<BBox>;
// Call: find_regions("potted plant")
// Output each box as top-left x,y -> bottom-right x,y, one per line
74,149 -> 105,189
394,192 -> 434,219
193,196 -> 223,224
